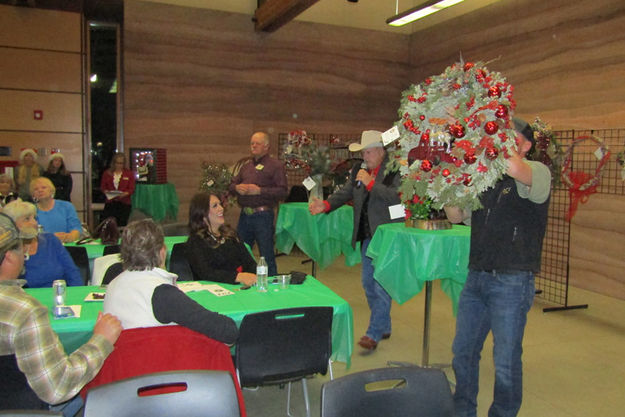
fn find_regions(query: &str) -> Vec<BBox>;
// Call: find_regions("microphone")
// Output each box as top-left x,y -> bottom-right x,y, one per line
356,161 -> 367,188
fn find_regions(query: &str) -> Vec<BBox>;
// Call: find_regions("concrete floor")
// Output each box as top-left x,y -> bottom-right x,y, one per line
242,251 -> 625,417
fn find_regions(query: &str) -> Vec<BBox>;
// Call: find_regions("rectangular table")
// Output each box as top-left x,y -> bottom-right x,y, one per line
26,277 -> 354,367
65,236 -> 187,261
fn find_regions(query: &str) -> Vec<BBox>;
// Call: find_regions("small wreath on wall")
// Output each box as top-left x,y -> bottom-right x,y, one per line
560,135 -> 610,221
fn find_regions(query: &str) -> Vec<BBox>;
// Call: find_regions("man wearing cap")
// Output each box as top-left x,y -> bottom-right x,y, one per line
444,118 -> 551,417
309,130 -> 402,351
230,131 -> 288,277
0,213 -> 122,413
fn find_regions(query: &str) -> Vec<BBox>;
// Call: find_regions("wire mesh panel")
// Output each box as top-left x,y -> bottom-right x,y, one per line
536,128 -> 625,311
277,132 -> 361,189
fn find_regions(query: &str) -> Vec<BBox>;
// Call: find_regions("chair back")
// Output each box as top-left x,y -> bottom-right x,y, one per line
81,326 -> 245,416
91,254 -> 121,285
101,262 -> 123,286
320,366 -> 454,417
64,245 -> 90,285
84,370 -> 240,417
168,242 -> 193,281
235,307 -> 332,386
102,244 -> 120,256
0,411 -> 62,416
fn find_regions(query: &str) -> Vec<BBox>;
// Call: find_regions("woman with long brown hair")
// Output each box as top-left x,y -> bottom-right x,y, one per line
100,152 -> 135,226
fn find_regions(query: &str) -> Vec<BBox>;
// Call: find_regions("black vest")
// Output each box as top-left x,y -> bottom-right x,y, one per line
0,354 -> 47,410
469,176 -> 549,273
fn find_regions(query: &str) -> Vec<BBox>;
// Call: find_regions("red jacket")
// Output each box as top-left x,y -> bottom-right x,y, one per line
101,168 -> 135,205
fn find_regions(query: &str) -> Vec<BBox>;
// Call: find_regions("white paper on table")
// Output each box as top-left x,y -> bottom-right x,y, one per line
204,284 -> 234,297
70,305 -> 82,317
84,292 -> 106,302
177,282 -> 206,293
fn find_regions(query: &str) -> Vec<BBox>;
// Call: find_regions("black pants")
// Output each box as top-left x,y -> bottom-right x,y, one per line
102,201 -> 132,226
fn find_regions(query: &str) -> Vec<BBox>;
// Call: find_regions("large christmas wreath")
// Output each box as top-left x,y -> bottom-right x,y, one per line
388,60 -> 518,210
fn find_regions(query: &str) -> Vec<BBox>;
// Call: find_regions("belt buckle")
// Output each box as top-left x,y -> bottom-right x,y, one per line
243,207 -> 254,215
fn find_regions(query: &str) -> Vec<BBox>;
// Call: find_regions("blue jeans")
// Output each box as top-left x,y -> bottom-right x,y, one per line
452,269 -> 535,417
361,238 -> 392,342
237,209 -> 278,276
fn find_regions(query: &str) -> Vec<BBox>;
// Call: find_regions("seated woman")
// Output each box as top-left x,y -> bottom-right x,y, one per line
186,193 -> 257,286
43,152 -> 73,202
2,199 -> 83,287
103,219 -> 238,345
0,173 -> 18,207
30,177 -> 81,243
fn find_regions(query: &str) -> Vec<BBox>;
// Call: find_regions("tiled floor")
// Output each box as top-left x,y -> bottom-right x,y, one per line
242,251 -> 625,417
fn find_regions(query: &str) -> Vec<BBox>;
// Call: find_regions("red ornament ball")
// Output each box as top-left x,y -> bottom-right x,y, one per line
484,121 -> 499,135
495,105 -> 508,118
420,133 -> 430,143
486,147 -> 499,160
464,62 -> 474,71
421,160 -> 433,172
442,169 -> 451,177
449,123 -> 466,138
464,152 -> 477,164
419,115 -> 426,121
488,86 -> 501,98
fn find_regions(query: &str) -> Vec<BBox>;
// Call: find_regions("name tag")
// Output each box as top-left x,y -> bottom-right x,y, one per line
255,164 -> 264,171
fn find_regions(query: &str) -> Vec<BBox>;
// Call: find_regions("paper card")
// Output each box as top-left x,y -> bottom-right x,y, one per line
84,292 -> 106,302
388,204 -> 405,220
70,305 -> 82,317
177,282 -> 206,293
593,147 -> 606,160
302,176 -> 317,191
205,284 -> 234,297
382,126 -> 400,146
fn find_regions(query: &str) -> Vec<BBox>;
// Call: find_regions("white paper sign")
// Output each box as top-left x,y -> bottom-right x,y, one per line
593,147 -> 606,160
382,126 -> 400,146
388,203 -> 405,220
302,176 -> 317,191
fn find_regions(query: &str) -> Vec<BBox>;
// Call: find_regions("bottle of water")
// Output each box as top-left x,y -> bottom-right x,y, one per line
256,256 -> 268,292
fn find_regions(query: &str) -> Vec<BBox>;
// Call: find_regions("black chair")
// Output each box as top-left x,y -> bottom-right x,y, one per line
320,366 -> 454,417
64,245 -> 90,285
102,244 -> 120,256
169,242 -> 193,281
0,412 -> 62,416
101,262 -> 123,286
83,370 -> 240,417
235,307 -> 333,417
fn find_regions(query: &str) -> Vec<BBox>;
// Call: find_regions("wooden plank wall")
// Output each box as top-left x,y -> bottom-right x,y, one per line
0,5 -> 86,217
124,0 -> 624,299
408,0 -> 625,299
123,0 -> 412,225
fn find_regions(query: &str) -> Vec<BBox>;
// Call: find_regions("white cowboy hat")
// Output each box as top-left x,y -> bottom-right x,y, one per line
348,130 -> 384,152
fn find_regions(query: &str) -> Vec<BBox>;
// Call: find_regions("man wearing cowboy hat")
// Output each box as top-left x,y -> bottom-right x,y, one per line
309,130 -> 402,351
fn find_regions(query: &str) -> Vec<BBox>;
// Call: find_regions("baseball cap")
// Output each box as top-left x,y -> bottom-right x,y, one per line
0,213 -> 25,255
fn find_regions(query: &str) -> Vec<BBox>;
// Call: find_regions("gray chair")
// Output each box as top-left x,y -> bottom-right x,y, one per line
0,412 -> 62,416
83,370 -> 240,417
320,366 -> 454,417
235,307 -> 332,417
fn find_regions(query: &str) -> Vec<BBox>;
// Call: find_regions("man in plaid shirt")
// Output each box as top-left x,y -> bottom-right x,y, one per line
0,212 -> 122,413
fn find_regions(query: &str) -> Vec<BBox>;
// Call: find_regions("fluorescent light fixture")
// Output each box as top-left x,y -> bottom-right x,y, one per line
90,73 -> 98,83
387,0 -> 465,26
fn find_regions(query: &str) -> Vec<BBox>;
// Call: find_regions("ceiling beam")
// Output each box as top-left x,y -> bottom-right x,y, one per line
254,0 -> 320,32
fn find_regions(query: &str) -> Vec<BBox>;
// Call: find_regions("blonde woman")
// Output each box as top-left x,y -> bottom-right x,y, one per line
30,177 -> 81,243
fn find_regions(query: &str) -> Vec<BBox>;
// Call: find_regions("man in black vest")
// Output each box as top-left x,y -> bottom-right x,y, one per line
445,118 -> 551,417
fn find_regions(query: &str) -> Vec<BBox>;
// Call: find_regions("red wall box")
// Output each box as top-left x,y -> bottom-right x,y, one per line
129,148 -> 167,184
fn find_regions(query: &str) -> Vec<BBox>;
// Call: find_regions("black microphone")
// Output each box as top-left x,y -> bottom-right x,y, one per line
356,161 -> 367,188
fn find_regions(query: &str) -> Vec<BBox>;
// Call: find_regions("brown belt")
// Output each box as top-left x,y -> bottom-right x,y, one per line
243,206 -> 272,215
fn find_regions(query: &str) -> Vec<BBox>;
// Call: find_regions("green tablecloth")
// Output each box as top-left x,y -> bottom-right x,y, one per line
275,203 -> 361,269
65,236 -> 187,260
366,223 -> 471,311
26,277 -> 353,366
131,183 -> 179,222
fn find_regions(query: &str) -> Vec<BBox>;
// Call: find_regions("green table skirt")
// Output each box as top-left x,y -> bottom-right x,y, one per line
26,277 -> 354,367
367,223 -> 471,312
276,203 -> 361,269
131,183 -> 179,222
